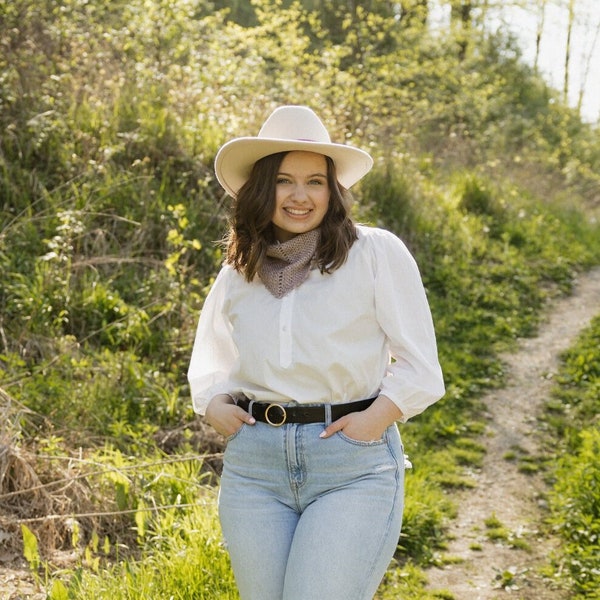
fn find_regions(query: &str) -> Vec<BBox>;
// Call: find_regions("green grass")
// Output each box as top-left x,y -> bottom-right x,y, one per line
542,316 -> 600,597
12,160 -> 600,600
3,1 -> 600,598
65,498 -> 239,599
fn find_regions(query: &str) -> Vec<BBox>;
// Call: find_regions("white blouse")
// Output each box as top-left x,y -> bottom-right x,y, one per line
187,225 -> 445,421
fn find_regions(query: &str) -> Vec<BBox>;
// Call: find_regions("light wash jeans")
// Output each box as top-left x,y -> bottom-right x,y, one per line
218,420 -> 405,600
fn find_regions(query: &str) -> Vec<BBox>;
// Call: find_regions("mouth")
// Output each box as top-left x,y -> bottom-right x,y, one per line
284,207 -> 312,216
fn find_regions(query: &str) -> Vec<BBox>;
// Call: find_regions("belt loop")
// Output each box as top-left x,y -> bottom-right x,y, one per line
248,400 -> 255,418
324,403 -> 332,426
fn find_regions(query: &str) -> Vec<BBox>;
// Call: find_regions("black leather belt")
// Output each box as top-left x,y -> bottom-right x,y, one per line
236,396 -> 377,427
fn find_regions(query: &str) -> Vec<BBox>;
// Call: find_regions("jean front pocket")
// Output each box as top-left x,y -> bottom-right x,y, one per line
335,430 -> 387,447
226,423 -> 247,443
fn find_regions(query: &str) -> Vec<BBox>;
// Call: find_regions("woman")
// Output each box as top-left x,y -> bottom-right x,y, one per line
188,105 -> 444,600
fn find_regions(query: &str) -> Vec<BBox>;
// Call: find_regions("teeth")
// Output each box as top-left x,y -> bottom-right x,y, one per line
285,208 -> 310,215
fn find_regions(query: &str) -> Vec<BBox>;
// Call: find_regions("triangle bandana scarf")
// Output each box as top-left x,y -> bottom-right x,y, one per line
258,229 -> 320,299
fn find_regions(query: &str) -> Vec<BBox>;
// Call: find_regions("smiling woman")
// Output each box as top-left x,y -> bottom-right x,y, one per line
187,105 -> 445,600
272,151 -> 330,242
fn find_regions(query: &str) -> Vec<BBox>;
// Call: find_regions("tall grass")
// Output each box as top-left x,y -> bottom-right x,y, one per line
66,497 -> 239,600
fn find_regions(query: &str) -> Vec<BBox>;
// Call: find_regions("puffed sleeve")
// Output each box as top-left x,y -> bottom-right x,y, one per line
187,266 -> 239,415
370,229 -> 445,421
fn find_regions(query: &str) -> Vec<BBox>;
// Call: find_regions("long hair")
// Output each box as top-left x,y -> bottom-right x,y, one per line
225,152 -> 358,282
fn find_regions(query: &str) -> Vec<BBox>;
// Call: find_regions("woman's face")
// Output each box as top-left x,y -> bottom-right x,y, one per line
271,151 -> 330,242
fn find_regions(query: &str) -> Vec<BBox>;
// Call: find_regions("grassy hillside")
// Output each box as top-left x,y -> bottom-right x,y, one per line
1,1 -> 599,597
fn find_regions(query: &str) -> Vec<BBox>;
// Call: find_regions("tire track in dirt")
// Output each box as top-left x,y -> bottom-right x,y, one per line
425,268 -> 600,600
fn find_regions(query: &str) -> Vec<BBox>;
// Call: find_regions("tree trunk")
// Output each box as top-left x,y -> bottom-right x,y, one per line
534,0 -> 546,73
451,1 -> 473,60
564,0 -> 575,103
577,8 -> 600,115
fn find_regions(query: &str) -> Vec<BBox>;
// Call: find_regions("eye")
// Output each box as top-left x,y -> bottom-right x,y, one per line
276,177 -> 291,184
308,178 -> 325,185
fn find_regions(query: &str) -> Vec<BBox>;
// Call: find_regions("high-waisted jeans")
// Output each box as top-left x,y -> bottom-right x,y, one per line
218,420 -> 405,600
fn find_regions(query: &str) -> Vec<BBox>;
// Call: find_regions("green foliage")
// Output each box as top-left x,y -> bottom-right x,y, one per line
358,165 -> 419,246
376,560 -> 447,600
549,428 -> 600,595
64,492 -> 239,599
48,579 -> 70,600
21,525 -> 41,573
399,469 -> 455,564
546,316 -> 600,447
544,316 -> 600,596
1,0 -> 600,597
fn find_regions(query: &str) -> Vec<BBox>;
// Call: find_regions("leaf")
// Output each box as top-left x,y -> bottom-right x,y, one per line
21,524 -> 40,571
135,502 -> 147,541
48,579 -> 70,600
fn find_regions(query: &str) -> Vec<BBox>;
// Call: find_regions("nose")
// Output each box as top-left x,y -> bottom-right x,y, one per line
291,183 -> 308,201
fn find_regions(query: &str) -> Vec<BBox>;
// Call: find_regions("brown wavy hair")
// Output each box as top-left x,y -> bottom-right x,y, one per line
225,152 -> 358,282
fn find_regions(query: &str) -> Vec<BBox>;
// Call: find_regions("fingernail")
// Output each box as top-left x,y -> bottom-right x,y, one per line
319,430 -> 327,438
249,417 -> 256,424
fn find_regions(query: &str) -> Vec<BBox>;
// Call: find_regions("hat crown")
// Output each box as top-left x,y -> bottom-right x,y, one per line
258,106 -> 331,144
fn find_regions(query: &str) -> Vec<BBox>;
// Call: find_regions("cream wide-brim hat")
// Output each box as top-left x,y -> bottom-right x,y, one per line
214,105 -> 374,197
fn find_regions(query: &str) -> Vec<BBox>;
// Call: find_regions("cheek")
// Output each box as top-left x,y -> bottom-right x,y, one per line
318,194 -> 331,213
274,192 -> 285,210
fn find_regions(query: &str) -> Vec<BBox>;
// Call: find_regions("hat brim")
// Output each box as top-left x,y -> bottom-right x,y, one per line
214,137 -> 373,197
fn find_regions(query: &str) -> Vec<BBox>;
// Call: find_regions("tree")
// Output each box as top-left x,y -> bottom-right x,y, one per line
397,0 -> 428,28
450,0 -> 473,59
534,0 -> 547,73
576,3 -> 600,116
563,0 -> 575,103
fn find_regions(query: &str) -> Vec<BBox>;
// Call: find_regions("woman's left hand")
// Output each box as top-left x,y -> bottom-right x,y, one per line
319,395 -> 403,442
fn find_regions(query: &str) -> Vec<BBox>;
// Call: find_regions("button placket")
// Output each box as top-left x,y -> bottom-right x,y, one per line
279,290 -> 295,368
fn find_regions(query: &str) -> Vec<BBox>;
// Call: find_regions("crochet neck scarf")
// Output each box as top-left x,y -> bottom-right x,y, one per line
258,228 -> 320,299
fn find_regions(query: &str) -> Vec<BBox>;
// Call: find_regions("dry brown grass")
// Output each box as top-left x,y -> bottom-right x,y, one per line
0,385 -> 224,566
0,387 -> 134,561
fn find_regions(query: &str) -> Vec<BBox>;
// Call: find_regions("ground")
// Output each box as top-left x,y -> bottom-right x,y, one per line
2,269 -> 600,599
425,267 -> 600,599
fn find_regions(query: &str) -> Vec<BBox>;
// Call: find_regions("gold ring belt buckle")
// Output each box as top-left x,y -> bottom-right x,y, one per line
264,403 -> 287,427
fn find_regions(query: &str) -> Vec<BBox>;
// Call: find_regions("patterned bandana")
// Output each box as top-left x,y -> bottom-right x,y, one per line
258,229 -> 320,298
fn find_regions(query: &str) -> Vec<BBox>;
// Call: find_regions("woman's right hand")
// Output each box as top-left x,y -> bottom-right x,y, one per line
204,394 -> 256,438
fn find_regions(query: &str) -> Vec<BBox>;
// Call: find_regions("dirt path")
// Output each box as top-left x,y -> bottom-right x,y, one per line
425,267 -> 600,599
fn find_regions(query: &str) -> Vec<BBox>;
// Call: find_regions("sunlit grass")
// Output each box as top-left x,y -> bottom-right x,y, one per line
3,2 -> 600,599
544,316 -> 600,595
62,488 -> 239,599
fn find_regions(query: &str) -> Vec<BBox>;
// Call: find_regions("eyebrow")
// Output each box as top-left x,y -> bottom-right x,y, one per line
277,171 -> 327,178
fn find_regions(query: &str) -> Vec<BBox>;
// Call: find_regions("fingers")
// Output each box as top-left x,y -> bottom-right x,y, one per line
205,398 -> 256,437
236,405 -> 256,425
319,411 -> 386,442
319,416 -> 348,439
